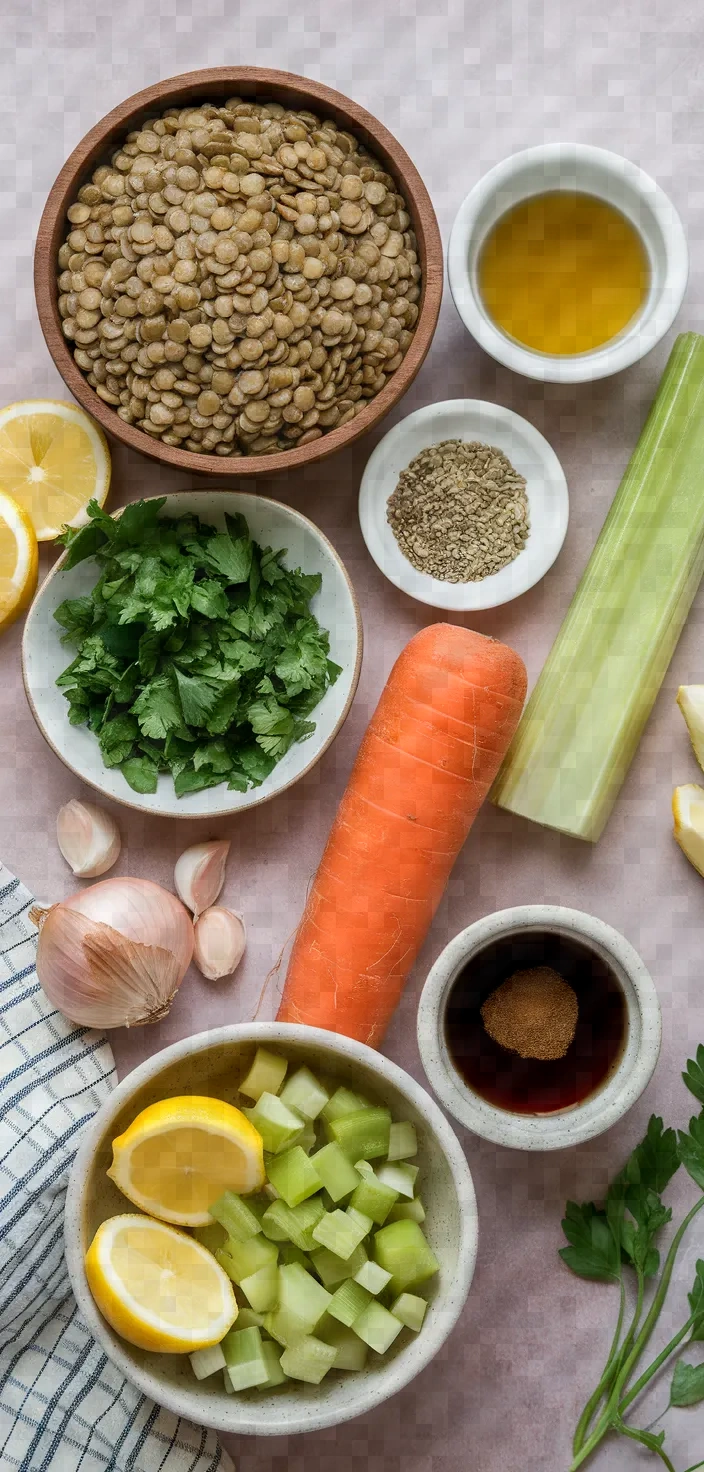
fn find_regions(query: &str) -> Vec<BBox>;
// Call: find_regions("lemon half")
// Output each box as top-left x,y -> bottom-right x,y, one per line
673,783 -> 704,878
85,1213 -> 238,1352
0,490 -> 38,633
108,1095 -> 265,1227
0,399 -> 110,540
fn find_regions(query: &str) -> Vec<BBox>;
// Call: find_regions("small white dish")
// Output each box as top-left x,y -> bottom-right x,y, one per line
448,142 -> 688,383
65,1022 -> 478,1436
417,906 -> 662,1151
22,491 -> 362,819
358,399 -> 568,611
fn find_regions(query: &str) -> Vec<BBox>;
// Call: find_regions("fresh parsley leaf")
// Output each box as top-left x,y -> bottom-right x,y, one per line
138,629 -> 162,678
205,532 -> 252,583
237,743 -> 277,785
132,676 -> 183,741
53,596 -> 95,643
58,514 -> 110,568
101,622 -> 144,661
114,497 -> 166,546
619,1116 -> 681,1196
192,740 -> 233,774
99,713 -> 140,768
670,1359 -> 704,1408
683,1045 -> 704,1108
191,579 -> 229,620
688,1260 -> 704,1340
174,765 -> 223,796
558,1201 -> 621,1282
678,1115 -> 704,1192
121,756 -> 159,793
174,669 -> 220,727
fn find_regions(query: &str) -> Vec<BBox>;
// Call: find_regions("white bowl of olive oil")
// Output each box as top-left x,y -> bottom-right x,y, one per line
448,142 -> 688,383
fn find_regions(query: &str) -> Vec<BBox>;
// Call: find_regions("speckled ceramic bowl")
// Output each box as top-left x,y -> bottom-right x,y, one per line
65,1023 -> 478,1436
417,906 -> 662,1151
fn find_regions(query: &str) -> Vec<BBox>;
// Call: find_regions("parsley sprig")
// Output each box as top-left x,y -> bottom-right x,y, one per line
561,1045 -> 704,1471
54,499 -> 341,797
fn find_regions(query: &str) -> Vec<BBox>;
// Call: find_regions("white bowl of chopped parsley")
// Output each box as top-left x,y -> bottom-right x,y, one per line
22,493 -> 362,817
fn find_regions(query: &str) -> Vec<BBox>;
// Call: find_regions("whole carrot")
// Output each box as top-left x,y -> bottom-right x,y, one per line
277,624 -> 527,1046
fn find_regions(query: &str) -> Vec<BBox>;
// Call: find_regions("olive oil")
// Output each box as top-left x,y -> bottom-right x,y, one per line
444,930 -> 627,1115
478,191 -> 649,355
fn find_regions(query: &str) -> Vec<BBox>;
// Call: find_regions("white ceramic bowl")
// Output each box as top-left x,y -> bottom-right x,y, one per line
448,143 -> 688,383
358,399 -> 568,610
417,906 -> 661,1150
22,491 -> 362,818
64,1022 -> 478,1436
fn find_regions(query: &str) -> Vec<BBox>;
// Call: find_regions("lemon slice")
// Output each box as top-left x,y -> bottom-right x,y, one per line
108,1095 -> 265,1227
85,1213 -> 238,1352
0,490 -> 38,632
673,783 -> 704,877
677,686 -> 704,772
0,399 -> 110,540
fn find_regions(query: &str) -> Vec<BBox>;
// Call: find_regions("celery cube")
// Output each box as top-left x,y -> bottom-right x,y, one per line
321,1086 -> 368,1123
391,1293 -> 427,1332
280,1243 -> 312,1271
264,1262 -> 332,1346
189,1343 -> 226,1380
265,1146 -> 322,1207
312,1206 -> 372,1260
388,1197 -> 426,1224
215,1234 -> 278,1284
310,1143 -> 361,1202
243,1092 -> 304,1154
326,1107 -> 391,1162
240,1260 -> 279,1312
353,1300 -> 403,1354
318,1319 -> 369,1371
262,1196 -> 325,1252
260,1338 -> 288,1387
327,1279 -> 372,1327
236,1307 -> 265,1330
209,1190 -> 262,1242
354,1260 -> 391,1295
296,1119 -> 318,1154
223,1368 -> 235,1394
279,1066 -> 330,1120
239,1047 -> 288,1101
375,1163 -> 418,1200
373,1220 -> 440,1295
387,1122 -> 418,1161
222,1326 -> 270,1389
349,1174 -> 398,1225
280,1334 -> 338,1384
193,1221 -> 226,1255
309,1242 -> 368,1288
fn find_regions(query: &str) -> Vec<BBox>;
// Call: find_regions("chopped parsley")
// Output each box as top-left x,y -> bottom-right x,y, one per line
54,499 -> 341,797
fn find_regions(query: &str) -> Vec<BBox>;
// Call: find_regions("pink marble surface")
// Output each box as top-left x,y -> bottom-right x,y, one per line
3,0 -> 704,1467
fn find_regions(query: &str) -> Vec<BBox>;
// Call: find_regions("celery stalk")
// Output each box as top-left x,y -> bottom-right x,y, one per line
189,1343 -> 227,1380
327,1278 -> 373,1326
265,1146 -> 322,1207
388,1197 -> 426,1224
209,1190 -> 262,1242
215,1234 -> 278,1284
222,1326 -> 270,1390
260,1339 -> 288,1387
243,1092 -> 304,1154
326,1107 -> 391,1162
279,1066 -> 330,1120
318,1318 -> 369,1371
373,1220 -> 440,1295
391,1292 -> 427,1331
310,1143 -> 361,1202
352,1300 -> 403,1354
239,1047 -> 288,1101
492,333 -> 704,842
279,1334 -> 338,1383
354,1260 -> 391,1295
240,1260 -> 279,1312
309,1242 -> 368,1287
387,1122 -> 418,1161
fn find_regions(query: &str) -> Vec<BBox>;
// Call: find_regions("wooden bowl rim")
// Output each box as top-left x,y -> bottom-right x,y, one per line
34,66 -> 443,480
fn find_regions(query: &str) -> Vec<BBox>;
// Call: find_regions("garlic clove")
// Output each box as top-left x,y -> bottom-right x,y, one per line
193,906 -> 246,981
56,799 -> 121,879
174,840 -> 230,921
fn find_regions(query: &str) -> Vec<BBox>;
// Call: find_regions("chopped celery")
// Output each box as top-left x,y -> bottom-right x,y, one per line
388,1197 -> 426,1224
239,1047 -> 288,1101
223,1367 -> 235,1394
321,1086 -> 368,1123
354,1260 -> 391,1295
318,1318 -> 369,1371
310,1143 -> 360,1202
327,1279 -> 372,1327
189,1343 -> 226,1380
493,334 -> 704,842
310,1242 -> 368,1288
209,1190 -> 262,1242
280,1334 -> 338,1384
279,1065 -> 330,1120
374,1220 -> 440,1295
215,1234 -> 278,1284
236,1307 -> 265,1330
296,1119 -> 318,1154
193,1221 -> 226,1254
260,1200 -> 290,1242
265,1146 -> 322,1207
243,1092 -> 304,1154
326,1107 -> 391,1162
260,1338 -> 288,1387
349,1174 -> 398,1225
312,1206 -> 372,1260
354,1159 -> 375,1180
264,1262 -> 332,1346
391,1293 -> 427,1331
222,1326 -> 270,1390
262,1196 -> 325,1252
353,1300 -> 403,1354
280,1243 -> 312,1271
376,1163 -> 418,1200
240,1260 -> 279,1312
387,1122 -> 417,1161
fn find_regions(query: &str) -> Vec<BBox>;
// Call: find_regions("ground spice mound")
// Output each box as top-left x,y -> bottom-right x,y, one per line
386,438 -> 529,582
480,966 -> 579,1061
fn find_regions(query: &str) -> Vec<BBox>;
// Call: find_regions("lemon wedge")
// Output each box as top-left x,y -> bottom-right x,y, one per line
0,399 -> 110,540
677,686 -> 704,772
108,1096 -> 265,1227
85,1213 -> 238,1352
673,783 -> 704,877
0,490 -> 38,633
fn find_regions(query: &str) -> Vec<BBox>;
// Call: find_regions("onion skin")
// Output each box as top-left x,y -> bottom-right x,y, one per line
34,878 -> 194,1029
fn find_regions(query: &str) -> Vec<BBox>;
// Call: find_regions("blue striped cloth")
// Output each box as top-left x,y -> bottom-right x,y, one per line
0,862 -> 234,1472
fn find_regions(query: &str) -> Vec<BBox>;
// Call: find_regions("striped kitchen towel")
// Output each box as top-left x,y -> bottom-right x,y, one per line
0,862 -> 234,1472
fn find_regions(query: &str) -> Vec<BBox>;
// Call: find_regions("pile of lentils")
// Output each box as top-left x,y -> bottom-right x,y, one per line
386,439 -> 530,582
56,98 -> 422,457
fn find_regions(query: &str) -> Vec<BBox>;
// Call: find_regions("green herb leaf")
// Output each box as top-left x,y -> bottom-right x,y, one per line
191,579 -> 230,620
559,1201 -> 621,1282
683,1045 -> 704,1108
174,668 -> 220,727
98,713 -> 140,768
688,1260 -> 704,1340
132,676 -> 183,741
53,596 -> 95,643
678,1115 -> 704,1192
205,532 -> 252,583
174,765 -> 223,797
121,756 -> 159,794
619,1115 -> 680,1196
670,1359 -> 704,1407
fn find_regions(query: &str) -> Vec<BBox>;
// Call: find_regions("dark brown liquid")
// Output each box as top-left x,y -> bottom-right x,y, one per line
445,930 -> 627,1115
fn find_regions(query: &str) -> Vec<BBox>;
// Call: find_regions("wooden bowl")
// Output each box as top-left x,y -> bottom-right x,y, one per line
35,67 -> 443,479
